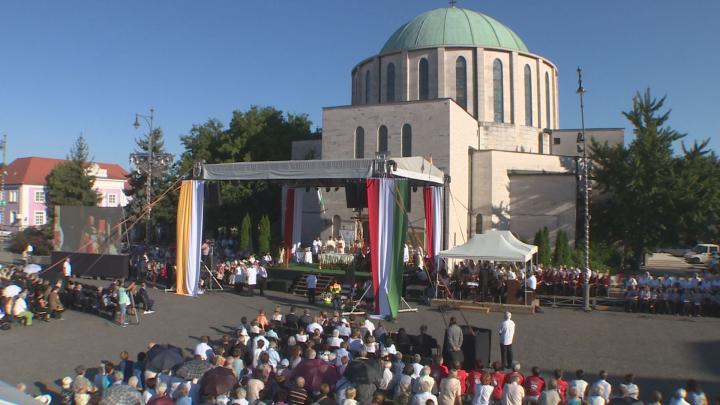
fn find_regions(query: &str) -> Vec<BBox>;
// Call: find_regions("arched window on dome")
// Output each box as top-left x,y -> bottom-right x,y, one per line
493,59 -> 504,123
365,70 -> 371,104
354,127 -> 365,159
378,125 -> 389,154
401,124 -> 412,157
455,56 -> 467,109
419,58 -> 429,100
386,63 -> 396,103
545,72 -> 551,129
524,65 -> 533,127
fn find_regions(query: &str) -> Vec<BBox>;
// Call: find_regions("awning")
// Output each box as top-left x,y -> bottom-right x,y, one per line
201,156 -> 444,186
439,229 -> 537,262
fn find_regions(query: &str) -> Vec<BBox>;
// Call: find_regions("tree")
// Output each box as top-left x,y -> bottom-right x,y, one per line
239,213 -> 253,253
45,135 -> 99,223
534,227 -> 552,265
552,229 -> 572,265
258,215 -> 271,254
124,127 -> 177,244
592,89 -> 686,269
9,227 -> 53,255
178,107 -> 317,235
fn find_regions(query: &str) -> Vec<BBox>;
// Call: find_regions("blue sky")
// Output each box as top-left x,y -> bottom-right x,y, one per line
1,1 -> 718,167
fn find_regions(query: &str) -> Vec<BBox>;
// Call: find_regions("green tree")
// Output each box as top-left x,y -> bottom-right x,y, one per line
178,107 -> 317,235
534,227 -> 552,265
258,215 -> 271,254
552,229 -> 572,265
125,127 -> 177,244
591,89 -> 685,269
239,213 -> 253,253
45,134 -> 99,224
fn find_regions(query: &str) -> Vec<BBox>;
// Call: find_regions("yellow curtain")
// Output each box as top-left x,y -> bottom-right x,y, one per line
175,181 -> 193,295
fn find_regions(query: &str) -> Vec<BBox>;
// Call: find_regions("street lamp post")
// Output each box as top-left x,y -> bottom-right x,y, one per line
130,108 -> 172,248
576,68 -> 591,312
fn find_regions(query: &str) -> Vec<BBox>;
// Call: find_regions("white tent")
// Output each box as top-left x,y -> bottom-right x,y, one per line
439,229 -> 537,262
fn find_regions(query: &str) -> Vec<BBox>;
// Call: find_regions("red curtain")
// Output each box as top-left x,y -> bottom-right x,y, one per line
423,187 -> 434,260
283,188 -> 295,267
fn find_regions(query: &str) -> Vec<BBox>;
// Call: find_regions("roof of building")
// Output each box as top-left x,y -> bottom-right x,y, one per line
4,156 -> 128,185
381,7 -> 528,55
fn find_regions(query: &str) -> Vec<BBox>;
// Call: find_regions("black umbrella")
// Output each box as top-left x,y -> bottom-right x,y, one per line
147,344 -> 185,371
176,359 -> 215,380
344,358 -> 381,385
200,367 -> 237,396
100,384 -> 143,405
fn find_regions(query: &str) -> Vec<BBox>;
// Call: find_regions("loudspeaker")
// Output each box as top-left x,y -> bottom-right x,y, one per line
345,182 -> 368,209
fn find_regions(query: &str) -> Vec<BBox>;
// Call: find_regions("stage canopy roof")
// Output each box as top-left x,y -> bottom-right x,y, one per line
439,229 -> 537,262
200,156 -> 445,186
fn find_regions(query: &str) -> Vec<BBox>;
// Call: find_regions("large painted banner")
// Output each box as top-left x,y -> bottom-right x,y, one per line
423,186 -> 444,269
367,178 -> 408,319
176,180 -> 205,296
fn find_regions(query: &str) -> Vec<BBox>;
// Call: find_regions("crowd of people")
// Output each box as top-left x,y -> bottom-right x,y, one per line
27,305 -> 712,405
1,264 -> 155,329
622,271 -> 720,317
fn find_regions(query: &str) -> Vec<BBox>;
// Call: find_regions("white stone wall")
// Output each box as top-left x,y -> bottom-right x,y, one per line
551,128 -> 625,157
470,150 -> 577,242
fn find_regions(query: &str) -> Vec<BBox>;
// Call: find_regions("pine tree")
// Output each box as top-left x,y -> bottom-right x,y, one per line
258,215 -> 271,254
552,229 -> 571,265
239,213 -> 253,253
539,227 -> 552,265
46,135 -> 99,224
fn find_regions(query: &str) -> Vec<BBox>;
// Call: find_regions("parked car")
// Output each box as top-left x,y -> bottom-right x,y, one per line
683,244 -> 719,264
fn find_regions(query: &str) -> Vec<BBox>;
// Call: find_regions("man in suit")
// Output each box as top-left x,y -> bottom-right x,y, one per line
138,282 -> 155,314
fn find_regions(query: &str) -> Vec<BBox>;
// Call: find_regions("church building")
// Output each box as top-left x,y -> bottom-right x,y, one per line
293,5 -> 623,250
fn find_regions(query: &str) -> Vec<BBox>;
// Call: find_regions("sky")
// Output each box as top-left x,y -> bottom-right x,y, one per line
1,0 -> 719,168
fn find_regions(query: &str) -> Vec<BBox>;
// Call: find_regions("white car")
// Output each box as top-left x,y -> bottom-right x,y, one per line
684,244 -> 719,264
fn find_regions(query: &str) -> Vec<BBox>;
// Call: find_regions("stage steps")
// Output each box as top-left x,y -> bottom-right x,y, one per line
291,274 -> 334,297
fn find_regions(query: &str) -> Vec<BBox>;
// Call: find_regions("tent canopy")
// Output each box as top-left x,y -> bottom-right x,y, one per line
439,229 -> 537,262
200,156 -> 445,186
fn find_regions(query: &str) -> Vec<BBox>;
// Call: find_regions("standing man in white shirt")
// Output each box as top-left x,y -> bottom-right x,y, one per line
499,311 -> 516,370
246,263 -> 258,297
590,371 -> 612,403
306,272 -> 318,304
258,264 -> 268,296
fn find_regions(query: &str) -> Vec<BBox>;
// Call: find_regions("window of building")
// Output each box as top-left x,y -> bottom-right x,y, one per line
554,137 -> 561,145
475,214 -> 483,234
9,191 -> 18,203
355,127 -> 365,159
332,215 -> 341,239
34,210 -> 45,226
401,124 -> 412,157
107,194 -> 117,205
365,70 -> 371,104
455,56 -> 467,109
386,63 -> 396,102
493,59 -> 504,123
524,65 -> 533,127
34,191 -> 46,203
419,58 -> 429,100
545,72 -> 552,129
378,125 -> 389,154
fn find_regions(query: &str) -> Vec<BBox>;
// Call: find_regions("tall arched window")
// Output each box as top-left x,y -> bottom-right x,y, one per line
354,127 -> 365,159
419,58 -> 429,100
524,65 -> 533,127
455,56 -> 467,109
378,125 -> 389,153
545,72 -> 551,128
386,63 -> 396,103
475,214 -> 483,234
365,70 -> 371,104
493,59 -> 504,123
401,124 -> 412,157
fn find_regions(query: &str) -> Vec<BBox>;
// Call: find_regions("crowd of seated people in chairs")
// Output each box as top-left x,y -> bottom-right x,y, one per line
1,264 -> 155,330
622,271 -> 720,317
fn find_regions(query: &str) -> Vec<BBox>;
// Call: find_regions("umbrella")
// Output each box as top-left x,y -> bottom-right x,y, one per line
0,380 -> 44,404
176,359 -> 214,380
2,285 -> 21,298
200,367 -> 237,396
100,384 -> 143,405
292,358 -> 339,393
147,344 -> 185,371
344,358 -> 381,385
22,264 -> 42,274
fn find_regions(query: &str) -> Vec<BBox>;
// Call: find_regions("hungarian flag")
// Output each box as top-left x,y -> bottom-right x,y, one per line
367,178 -> 408,319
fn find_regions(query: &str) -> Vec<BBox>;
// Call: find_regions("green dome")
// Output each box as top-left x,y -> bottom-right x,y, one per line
381,7 -> 528,54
